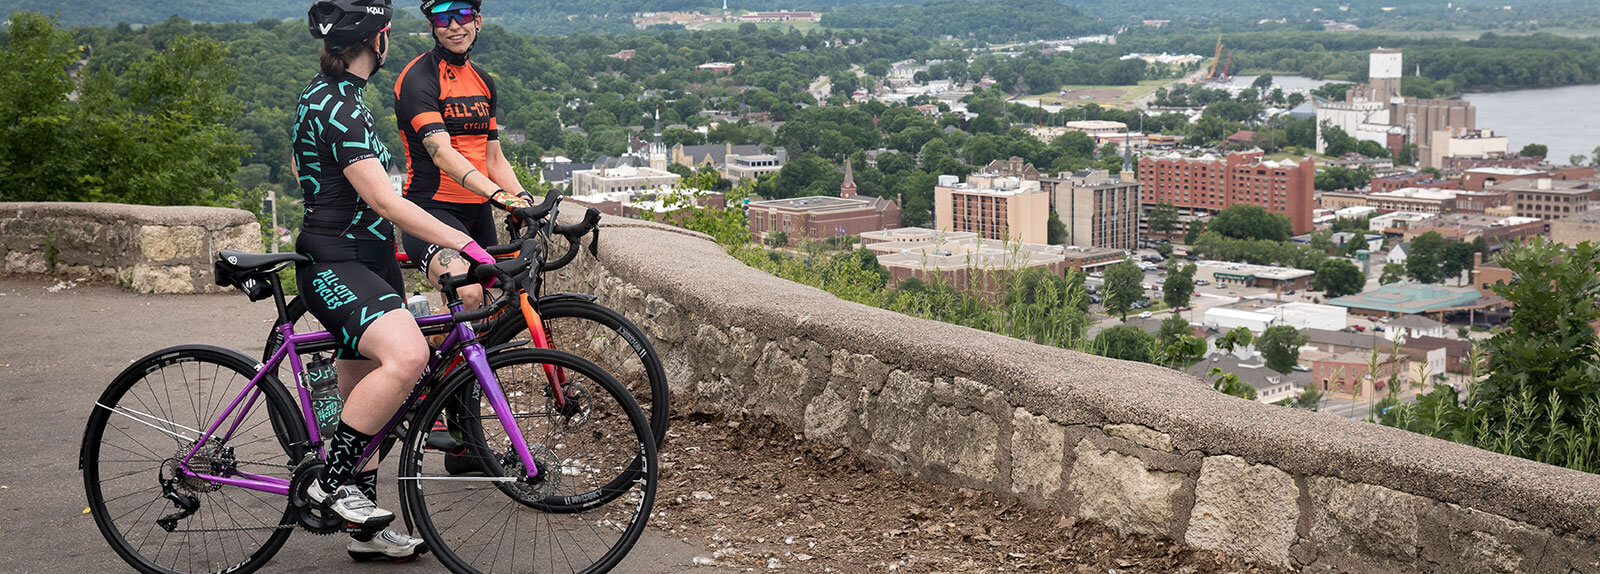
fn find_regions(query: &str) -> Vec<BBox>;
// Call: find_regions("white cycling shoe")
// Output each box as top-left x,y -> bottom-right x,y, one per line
306,480 -> 395,530
349,529 -> 431,562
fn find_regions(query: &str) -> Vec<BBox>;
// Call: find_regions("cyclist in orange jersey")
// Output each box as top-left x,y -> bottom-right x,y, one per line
394,0 -> 529,311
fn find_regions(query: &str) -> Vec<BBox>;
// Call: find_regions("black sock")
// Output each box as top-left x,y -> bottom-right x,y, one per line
320,420 -> 374,489
356,469 -> 379,503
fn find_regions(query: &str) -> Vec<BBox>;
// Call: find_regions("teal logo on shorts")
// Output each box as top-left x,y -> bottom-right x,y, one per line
312,269 -> 358,309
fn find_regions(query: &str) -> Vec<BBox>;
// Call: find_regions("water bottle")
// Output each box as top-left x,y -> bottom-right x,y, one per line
304,355 -> 342,441
407,293 -> 431,318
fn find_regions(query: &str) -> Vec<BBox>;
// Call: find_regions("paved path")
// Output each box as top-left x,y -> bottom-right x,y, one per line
0,276 -> 729,574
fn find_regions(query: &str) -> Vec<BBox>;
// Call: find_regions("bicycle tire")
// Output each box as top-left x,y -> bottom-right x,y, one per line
81,345 -> 307,574
399,348 -> 657,574
483,297 -> 670,448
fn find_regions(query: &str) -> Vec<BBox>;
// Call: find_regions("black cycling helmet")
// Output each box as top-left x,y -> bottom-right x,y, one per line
419,0 -> 481,17
308,0 -> 393,44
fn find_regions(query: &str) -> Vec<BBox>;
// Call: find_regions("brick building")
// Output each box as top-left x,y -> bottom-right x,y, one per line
1403,214 -> 1543,249
1463,165 -> 1598,191
1500,178 -> 1598,221
1136,150 -> 1315,236
1370,172 -> 1459,195
1365,187 -> 1458,214
747,169 -> 900,246
861,228 -> 1070,303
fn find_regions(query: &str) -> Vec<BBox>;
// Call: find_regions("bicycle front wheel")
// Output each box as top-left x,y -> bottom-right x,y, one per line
399,348 -> 657,574
486,297 -> 669,448
81,345 -> 306,574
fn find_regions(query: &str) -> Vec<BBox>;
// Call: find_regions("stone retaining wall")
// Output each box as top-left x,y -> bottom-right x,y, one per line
548,216 -> 1600,573
0,202 -> 259,293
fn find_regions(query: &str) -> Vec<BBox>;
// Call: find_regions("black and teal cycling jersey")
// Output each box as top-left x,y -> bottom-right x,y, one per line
292,72 -> 395,242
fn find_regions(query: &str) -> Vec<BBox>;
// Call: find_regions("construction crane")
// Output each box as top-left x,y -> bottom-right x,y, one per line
1206,34 -> 1224,79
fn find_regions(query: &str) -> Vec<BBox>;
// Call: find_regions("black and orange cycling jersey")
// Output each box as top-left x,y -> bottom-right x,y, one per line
393,46 -> 498,204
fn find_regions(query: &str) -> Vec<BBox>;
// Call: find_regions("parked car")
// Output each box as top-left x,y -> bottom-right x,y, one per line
1089,272 -> 1103,279
1351,324 -> 1366,332
1291,364 -> 1310,372
1372,325 -> 1386,332
1284,289 -> 1296,295
1089,295 -> 1101,304
1138,311 -> 1153,319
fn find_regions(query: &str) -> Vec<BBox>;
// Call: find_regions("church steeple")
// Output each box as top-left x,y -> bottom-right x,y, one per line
648,107 -> 667,171
840,161 -> 857,198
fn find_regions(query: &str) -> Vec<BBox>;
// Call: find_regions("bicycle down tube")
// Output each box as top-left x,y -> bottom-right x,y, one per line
173,308 -> 545,497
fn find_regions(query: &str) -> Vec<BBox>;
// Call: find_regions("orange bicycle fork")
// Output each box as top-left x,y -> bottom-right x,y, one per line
520,292 -> 569,409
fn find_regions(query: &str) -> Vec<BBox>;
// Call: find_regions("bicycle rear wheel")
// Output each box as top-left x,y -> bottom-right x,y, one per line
399,348 -> 657,574
81,345 -> 306,574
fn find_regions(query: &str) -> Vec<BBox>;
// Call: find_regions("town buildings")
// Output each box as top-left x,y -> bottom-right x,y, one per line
1204,299 -> 1348,333
669,143 -> 788,181
569,164 -> 682,195
1302,349 -> 1409,396
747,166 -> 900,246
1370,172 -> 1459,195
860,227 -> 1071,302
1039,168 -> 1141,250
1314,49 -> 1484,169
1549,212 -> 1600,246
1402,214 -> 1543,248
1499,177 -> 1598,221
934,173 -> 1050,244
1426,128 -> 1510,169
1192,260 -> 1315,291
1364,187 -> 1458,214
1329,283 -> 1485,318
1136,150 -> 1316,235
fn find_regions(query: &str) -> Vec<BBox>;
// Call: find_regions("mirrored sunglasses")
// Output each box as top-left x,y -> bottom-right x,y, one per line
429,8 -> 476,28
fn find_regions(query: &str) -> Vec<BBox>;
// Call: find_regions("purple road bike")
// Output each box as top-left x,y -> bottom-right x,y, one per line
79,238 -> 657,574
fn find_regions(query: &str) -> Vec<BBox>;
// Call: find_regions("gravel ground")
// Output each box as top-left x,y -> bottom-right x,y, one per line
650,410 -> 1284,573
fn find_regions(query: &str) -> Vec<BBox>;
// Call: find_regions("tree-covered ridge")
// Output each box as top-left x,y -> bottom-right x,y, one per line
1119,30 -> 1600,89
820,0 -> 1099,42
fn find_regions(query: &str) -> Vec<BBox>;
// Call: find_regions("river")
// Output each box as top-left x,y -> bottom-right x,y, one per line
1230,75 -> 1600,164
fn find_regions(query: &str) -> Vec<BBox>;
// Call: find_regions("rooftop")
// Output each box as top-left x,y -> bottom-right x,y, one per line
1183,355 -> 1311,392
1466,167 -> 1545,176
1493,178 -> 1596,195
1304,328 -> 1381,351
1368,187 -> 1459,201
749,196 -> 882,213
871,235 -> 1066,271
1388,314 -> 1443,331
1195,260 -> 1314,281
1329,283 -> 1484,315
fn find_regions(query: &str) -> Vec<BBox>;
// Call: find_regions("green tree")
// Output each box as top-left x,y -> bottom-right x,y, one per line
1207,204 -> 1292,242
1294,388 -> 1324,411
1146,203 -> 1179,237
1313,258 -> 1366,297
1102,259 -> 1144,321
0,12 -> 80,202
1094,325 -> 1154,364
1258,325 -> 1309,374
1395,143 -> 1419,166
1163,263 -> 1196,309
1518,143 -> 1548,158
1441,241 -> 1478,284
1183,222 -> 1202,245
1047,211 -> 1067,244
1405,231 -> 1448,284
1379,262 -> 1407,285
1156,314 -> 1192,349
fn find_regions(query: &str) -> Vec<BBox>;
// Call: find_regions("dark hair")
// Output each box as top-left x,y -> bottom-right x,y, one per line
319,41 -> 367,76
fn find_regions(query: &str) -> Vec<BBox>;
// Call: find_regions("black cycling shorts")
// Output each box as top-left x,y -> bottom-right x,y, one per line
296,232 -> 407,360
401,196 -> 498,277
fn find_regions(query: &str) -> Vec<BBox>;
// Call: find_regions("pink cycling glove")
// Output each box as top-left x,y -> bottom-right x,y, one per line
459,240 -> 498,287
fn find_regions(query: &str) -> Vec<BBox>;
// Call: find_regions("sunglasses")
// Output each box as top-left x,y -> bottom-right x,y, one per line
429,8 -> 477,28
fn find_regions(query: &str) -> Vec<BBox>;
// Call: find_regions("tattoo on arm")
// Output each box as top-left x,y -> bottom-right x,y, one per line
458,168 -> 480,186
423,139 -> 441,157
435,248 -> 458,269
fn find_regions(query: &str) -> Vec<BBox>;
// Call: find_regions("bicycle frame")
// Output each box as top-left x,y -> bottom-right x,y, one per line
174,307 -> 543,497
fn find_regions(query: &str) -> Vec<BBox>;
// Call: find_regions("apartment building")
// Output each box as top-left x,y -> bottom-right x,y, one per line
1136,150 -> 1315,236
1500,178 -> 1599,221
1039,169 -> 1141,250
933,173 -> 1050,244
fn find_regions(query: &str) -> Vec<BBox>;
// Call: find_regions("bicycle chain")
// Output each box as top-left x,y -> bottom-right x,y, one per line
156,456 -> 302,533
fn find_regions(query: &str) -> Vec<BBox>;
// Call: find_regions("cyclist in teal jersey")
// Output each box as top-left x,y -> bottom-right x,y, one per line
293,0 -> 495,562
